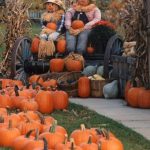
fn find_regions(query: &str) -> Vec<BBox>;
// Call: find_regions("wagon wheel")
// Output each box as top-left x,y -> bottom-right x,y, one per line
104,34 -> 123,78
10,36 -> 33,84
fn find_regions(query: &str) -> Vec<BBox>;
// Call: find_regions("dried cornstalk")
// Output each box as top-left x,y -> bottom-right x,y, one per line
120,0 -> 149,88
0,0 -> 31,77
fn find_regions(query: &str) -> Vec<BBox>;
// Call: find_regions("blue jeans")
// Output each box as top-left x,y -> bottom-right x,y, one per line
66,30 -> 91,54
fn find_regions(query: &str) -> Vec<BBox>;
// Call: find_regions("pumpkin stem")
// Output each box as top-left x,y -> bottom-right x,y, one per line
95,128 -> 105,137
80,124 -> 86,131
88,135 -> 92,144
70,138 -> 75,150
0,115 -> 4,123
14,85 -> 19,96
25,129 -> 34,138
102,128 -> 110,140
35,129 -> 39,141
8,120 -> 12,129
63,134 -> 68,144
43,137 -> 48,150
0,80 -> 2,90
50,120 -> 57,133
35,111 -> 45,124
98,142 -> 101,150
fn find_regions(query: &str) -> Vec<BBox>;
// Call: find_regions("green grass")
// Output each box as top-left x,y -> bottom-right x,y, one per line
0,103 -> 150,150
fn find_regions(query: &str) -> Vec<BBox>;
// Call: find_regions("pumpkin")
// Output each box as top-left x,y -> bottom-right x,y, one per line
78,77 -> 90,98
29,75 -> 44,85
138,88 -> 150,108
21,129 -> 44,150
57,38 -> 66,53
39,121 -> 65,149
127,87 -> 143,107
35,90 -> 54,114
0,79 -> 13,89
0,93 -> 12,108
11,130 -> 34,150
70,124 -> 97,146
53,90 -> 69,110
42,79 -> 57,88
50,58 -> 65,72
124,80 -> 132,101
72,20 -> 84,29
80,136 -> 98,150
65,59 -> 83,72
31,37 -> 40,53
0,120 -> 21,147
19,99 -> 38,111
87,45 -> 95,54
100,136 -> 124,150
46,22 -> 57,31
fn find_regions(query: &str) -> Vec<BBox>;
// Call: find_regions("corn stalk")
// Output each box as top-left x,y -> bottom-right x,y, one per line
0,0 -> 31,77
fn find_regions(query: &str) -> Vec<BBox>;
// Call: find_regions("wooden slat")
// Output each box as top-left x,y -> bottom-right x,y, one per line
145,0 -> 150,84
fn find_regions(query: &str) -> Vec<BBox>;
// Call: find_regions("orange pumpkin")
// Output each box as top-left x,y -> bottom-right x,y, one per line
0,93 -> 12,108
0,120 -> 21,147
39,122 -> 65,149
31,37 -> 40,53
138,89 -> 150,108
50,58 -> 65,72
65,59 -> 83,72
46,22 -> 57,31
78,77 -> 90,98
70,124 -> 97,146
87,45 -> 95,54
127,87 -> 143,107
53,90 -> 69,110
29,75 -> 44,85
42,79 -> 57,88
35,91 -> 54,114
57,39 -> 66,53
72,20 -> 85,29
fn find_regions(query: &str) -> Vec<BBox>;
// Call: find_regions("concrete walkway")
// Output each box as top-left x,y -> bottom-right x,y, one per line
70,98 -> 150,140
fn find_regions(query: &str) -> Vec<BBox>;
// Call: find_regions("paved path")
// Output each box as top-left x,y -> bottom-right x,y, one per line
70,98 -> 150,140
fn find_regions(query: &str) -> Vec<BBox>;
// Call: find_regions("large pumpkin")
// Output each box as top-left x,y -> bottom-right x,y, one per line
78,77 -> 90,98
72,20 -> 84,29
138,89 -> 150,108
65,59 -> 83,72
127,87 -> 143,107
35,91 -> 54,114
56,39 -> 66,53
50,58 -> 65,72
53,90 -> 69,110
46,22 -> 57,31
31,37 -> 40,53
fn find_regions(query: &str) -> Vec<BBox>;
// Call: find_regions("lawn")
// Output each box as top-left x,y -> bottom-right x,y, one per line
0,103 -> 150,150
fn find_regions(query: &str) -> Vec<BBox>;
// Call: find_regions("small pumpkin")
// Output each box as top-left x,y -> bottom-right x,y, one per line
72,20 -> 84,29
78,77 -> 90,98
53,90 -> 69,110
138,88 -> 150,108
57,38 -> 66,53
50,58 -> 65,72
46,22 -> 57,31
127,87 -> 143,107
42,79 -> 57,89
87,44 -> 95,54
31,37 -> 40,53
35,90 -> 54,114
65,59 -> 83,72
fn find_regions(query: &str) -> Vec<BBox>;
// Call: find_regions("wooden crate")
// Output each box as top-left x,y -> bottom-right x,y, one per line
110,55 -> 136,97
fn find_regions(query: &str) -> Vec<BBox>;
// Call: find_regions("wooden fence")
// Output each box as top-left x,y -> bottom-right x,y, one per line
28,11 -> 43,20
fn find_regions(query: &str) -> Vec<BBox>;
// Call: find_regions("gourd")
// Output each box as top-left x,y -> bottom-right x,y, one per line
96,66 -> 104,76
82,66 -> 97,76
103,80 -> 118,99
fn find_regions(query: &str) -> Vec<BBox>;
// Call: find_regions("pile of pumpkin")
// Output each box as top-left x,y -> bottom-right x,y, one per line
0,78 -> 69,114
0,107 -> 124,150
124,81 -> 150,108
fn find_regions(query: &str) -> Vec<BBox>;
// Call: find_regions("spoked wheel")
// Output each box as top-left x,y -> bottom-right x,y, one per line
10,36 -> 33,84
